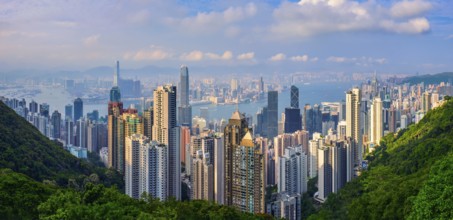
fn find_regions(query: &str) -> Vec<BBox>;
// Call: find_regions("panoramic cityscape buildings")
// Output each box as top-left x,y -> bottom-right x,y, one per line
1,1 -> 453,219
2,59 -> 451,219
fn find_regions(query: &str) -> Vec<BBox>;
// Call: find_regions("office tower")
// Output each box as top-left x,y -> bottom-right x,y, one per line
267,91 -> 278,139
284,108 -> 301,134
180,126 -> 191,164
370,97 -> 383,146
125,134 -> 148,199
339,101 -> 346,121
224,111 -> 265,213
290,85 -> 299,108
65,118 -> 74,146
192,150 -> 214,201
39,103 -> 50,118
331,141 -> 348,193
278,146 -> 307,195
114,60 -> 119,87
153,85 -> 180,200
401,114 -> 408,129
178,65 -> 192,127
74,98 -> 83,122
313,104 -> 322,133
65,104 -> 73,120
29,100 -> 38,113
337,121 -> 347,140
140,140 -> 168,201
303,104 -> 313,134
256,107 -> 268,137
143,107 -> 153,139
259,77 -> 264,93
317,146 -> 332,202
108,62 -> 124,172
76,118 -> 87,148
422,91 -> 432,113
87,122 -> 98,153
87,110 -> 99,122
230,78 -> 239,92
214,135 -> 224,204
51,110 -> 61,139
346,88 -> 362,166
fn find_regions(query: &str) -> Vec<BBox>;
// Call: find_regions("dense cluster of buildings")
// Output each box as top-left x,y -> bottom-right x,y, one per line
2,64 -> 451,220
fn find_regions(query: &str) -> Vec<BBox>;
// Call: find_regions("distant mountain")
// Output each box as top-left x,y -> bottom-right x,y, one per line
401,72 -> 453,85
308,96 -> 453,219
0,101 -> 123,187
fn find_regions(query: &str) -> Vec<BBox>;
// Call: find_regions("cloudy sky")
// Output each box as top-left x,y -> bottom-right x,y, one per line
0,0 -> 452,75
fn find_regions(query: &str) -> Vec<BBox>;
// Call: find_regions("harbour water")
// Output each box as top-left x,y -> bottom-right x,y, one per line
1,81 -> 357,122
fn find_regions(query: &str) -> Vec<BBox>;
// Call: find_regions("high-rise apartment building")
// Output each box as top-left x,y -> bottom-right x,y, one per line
370,97 -> 383,147
278,146 -> 307,195
224,111 -> 265,213
125,134 -> 148,199
108,61 -> 124,173
153,85 -> 180,200
346,88 -> 362,166
65,104 -> 72,121
192,150 -> 214,201
50,110 -> 61,139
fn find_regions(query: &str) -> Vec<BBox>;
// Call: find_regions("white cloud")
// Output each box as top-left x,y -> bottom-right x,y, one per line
270,53 -> 286,61
327,56 -> 387,65
310,57 -> 319,62
447,34 -> 453,39
290,55 -> 309,62
271,0 -> 432,38
124,47 -> 171,61
205,51 -> 233,60
237,52 -> 255,60
390,0 -> 432,18
180,50 -> 204,61
83,34 -> 100,46
169,3 -> 257,32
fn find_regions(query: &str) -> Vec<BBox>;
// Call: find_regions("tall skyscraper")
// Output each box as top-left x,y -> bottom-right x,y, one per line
39,103 -> 50,118
125,134 -> 147,199
213,135 -> 224,204
370,97 -> 383,147
422,91 -> 432,113
51,110 -> 61,139
87,122 -> 99,153
178,65 -> 192,127
65,118 -> 74,146
346,88 -> 362,166
317,146 -> 332,202
29,100 -> 38,113
143,107 -> 153,139
284,108 -> 301,134
73,98 -> 83,122
267,91 -> 278,139
153,85 -> 180,200
278,146 -> 307,195
224,111 -> 265,213
140,140 -> 168,201
114,60 -> 119,87
192,150 -> 214,201
258,77 -> 264,93
108,61 -> 124,173
65,104 -> 73,120
290,85 -> 299,108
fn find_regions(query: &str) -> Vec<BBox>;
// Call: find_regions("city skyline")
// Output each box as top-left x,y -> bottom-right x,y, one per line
0,0 -> 452,75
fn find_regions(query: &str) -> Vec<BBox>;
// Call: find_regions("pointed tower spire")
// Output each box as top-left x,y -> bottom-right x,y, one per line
113,61 -> 119,87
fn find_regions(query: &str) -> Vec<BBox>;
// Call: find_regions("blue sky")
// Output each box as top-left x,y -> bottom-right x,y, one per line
0,0 -> 452,75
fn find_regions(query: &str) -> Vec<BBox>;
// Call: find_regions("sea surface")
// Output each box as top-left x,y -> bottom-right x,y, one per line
0,81 -> 356,122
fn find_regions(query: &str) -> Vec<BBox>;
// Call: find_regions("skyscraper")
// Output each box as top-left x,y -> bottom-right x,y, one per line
284,108 -> 301,133
346,88 -> 362,166
370,97 -> 383,147
140,140 -> 168,201
65,104 -> 73,120
224,111 -> 265,213
178,65 -> 192,127
192,150 -> 214,201
29,100 -> 38,113
267,91 -> 278,139
125,134 -> 148,199
73,98 -> 83,122
278,146 -> 307,195
39,103 -> 50,118
108,61 -> 124,173
317,146 -> 332,202
114,60 -> 119,87
143,107 -> 153,139
153,85 -> 180,200
290,85 -> 299,108
51,110 -> 61,139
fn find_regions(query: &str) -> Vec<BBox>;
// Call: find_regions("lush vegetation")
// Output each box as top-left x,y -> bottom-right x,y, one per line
308,98 -> 453,219
0,101 -> 270,219
401,72 -> 453,85
0,101 -> 123,188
